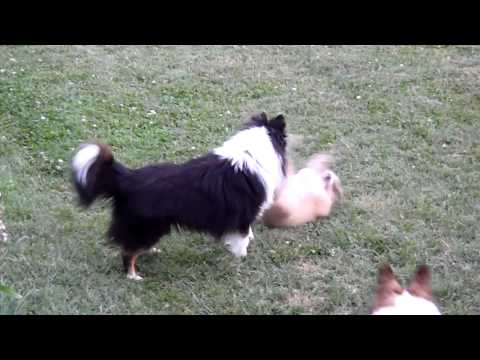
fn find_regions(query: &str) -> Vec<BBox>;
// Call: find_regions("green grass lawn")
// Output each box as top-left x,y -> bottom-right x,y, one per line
0,45 -> 479,314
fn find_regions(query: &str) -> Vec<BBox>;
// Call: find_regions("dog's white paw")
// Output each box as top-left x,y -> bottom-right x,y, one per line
0,219 -> 8,242
224,233 -> 250,258
248,227 -> 254,241
230,245 -> 248,258
127,273 -> 143,281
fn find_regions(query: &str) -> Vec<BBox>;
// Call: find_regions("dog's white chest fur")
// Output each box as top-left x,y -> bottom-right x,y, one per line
213,126 -> 284,216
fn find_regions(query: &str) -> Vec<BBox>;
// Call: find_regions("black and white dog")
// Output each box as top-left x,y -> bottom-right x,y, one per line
71,113 -> 287,280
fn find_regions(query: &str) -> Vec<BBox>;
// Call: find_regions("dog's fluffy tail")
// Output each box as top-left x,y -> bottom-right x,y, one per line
71,142 -> 127,207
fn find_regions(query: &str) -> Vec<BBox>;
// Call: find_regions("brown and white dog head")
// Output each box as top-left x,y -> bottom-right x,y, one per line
371,264 -> 441,315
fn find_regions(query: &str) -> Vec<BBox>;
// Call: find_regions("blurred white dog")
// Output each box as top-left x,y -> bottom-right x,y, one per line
262,153 -> 343,228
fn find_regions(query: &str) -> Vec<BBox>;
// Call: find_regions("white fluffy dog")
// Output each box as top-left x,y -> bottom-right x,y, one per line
262,153 -> 343,228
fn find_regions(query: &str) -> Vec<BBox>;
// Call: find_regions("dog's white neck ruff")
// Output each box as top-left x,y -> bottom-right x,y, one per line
372,290 -> 441,315
213,126 -> 284,216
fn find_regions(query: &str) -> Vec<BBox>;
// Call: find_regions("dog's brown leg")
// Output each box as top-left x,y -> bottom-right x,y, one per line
122,252 -> 142,280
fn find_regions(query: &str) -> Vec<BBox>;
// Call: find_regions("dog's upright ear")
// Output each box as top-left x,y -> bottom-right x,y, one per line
268,114 -> 286,133
246,112 -> 269,127
408,265 -> 433,301
377,264 -> 403,292
374,264 -> 403,310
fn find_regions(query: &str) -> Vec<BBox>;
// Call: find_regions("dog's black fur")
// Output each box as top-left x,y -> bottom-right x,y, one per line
72,113 -> 287,275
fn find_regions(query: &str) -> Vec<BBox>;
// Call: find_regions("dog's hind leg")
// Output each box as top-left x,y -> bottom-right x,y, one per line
110,216 -> 170,280
122,252 -> 143,280
144,222 -> 170,256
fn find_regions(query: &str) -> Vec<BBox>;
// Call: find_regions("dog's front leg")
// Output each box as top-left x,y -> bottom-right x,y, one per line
248,226 -> 254,241
223,229 -> 252,258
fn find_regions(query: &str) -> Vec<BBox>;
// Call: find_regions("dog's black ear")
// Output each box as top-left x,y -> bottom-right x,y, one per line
244,112 -> 268,129
269,114 -> 286,133
251,112 -> 268,126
